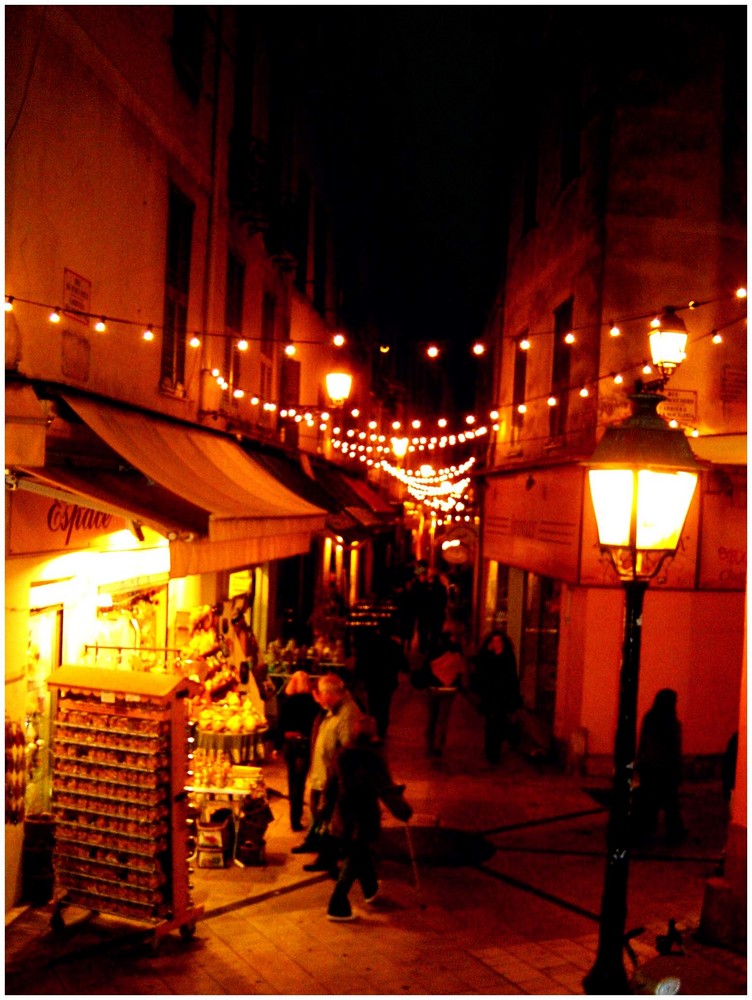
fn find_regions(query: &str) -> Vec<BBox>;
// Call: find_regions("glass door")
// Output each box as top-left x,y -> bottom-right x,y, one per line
25,605 -> 63,813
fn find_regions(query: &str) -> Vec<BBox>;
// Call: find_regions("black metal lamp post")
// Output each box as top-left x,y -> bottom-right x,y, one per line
582,387 -> 701,995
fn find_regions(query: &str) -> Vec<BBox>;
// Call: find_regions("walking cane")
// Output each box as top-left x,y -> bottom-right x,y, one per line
404,823 -> 426,909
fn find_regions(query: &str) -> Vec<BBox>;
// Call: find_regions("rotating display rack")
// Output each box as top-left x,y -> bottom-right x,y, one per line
47,666 -> 203,946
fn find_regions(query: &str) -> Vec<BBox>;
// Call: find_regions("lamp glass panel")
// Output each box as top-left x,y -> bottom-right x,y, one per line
634,470 -> 697,550
588,469 -> 634,546
325,372 -> 352,404
649,331 -> 687,368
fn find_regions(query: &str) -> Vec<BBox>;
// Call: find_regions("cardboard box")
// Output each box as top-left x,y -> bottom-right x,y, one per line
197,817 -> 231,850
197,848 -> 226,869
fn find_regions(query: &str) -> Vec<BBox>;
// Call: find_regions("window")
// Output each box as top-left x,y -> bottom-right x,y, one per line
261,291 -> 275,358
171,7 -> 204,105
512,334 -> 529,442
223,251 -> 245,396
294,174 -> 311,295
160,185 -> 194,394
549,298 -> 573,439
522,113 -> 539,235
313,195 -> 328,315
560,71 -> 582,186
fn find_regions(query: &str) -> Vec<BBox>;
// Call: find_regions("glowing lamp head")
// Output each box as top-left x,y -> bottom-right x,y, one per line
325,371 -> 353,406
649,306 -> 688,381
586,390 -> 702,581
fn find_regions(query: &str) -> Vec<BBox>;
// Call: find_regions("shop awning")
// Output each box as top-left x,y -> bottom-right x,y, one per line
247,446 -> 372,541
690,433 -> 747,466
311,464 -> 396,531
60,396 -> 327,576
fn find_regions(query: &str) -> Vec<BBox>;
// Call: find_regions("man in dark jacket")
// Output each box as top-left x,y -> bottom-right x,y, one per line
320,715 -> 413,921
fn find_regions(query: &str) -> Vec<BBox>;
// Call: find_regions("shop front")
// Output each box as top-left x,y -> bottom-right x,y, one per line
5,391 -> 328,909
479,460 -> 745,771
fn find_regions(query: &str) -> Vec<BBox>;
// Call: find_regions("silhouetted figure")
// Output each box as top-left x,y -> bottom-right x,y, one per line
355,625 -> 406,741
635,688 -> 687,844
414,569 -> 447,653
470,630 -> 522,765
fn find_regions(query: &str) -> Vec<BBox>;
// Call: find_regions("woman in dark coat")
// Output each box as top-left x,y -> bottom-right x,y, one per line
274,671 -> 321,832
635,688 -> 687,843
320,715 -> 413,921
471,630 -> 522,765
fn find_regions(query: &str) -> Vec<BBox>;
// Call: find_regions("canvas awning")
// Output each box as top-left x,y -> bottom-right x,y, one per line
58,396 -> 327,576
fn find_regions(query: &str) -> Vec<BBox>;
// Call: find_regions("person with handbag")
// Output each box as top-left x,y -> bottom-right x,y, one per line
424,631 -> 467,758
274,671 -> 321,832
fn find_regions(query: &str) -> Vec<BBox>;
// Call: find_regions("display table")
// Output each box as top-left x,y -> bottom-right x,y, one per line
187,766 -> 273,867
196,727 -> 268,763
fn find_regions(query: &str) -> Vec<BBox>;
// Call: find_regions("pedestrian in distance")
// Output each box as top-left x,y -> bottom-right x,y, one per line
320,714 -> 413,921
354,622 -> 407,742
424,631 -> 467,757
634,688 -> 687,845
274,671 -> 322,832
470,629 -> 522,765
291,672 -> 362,877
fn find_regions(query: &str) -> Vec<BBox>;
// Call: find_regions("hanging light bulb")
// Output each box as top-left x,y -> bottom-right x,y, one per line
712,331 -> 723,345
5,296 -> 14,312
579,386 -> 590,398
332,333 -> 346,347
426,345 -> 440,359
237,337 -> 249,351
95,317 -> 107,332
143,325 -> 155,341
189,335 -> 201,348
519,337 -> 531,350
472,342 -> 486,355
609,322 -> 621,338
49,307 -> 61,323
564,332 -> 576,344
613,373 -> 624,385
284,343 -> 297,357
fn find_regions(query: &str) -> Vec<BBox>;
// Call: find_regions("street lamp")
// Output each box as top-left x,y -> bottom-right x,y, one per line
325,371 -> 353,407
583,387 -> 702,994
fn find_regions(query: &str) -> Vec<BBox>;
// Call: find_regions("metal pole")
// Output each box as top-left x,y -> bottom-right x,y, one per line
583,579 -> 647,995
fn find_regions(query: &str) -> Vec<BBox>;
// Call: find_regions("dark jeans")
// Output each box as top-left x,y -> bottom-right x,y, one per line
635,778 -> 686,842
283,736 -> 310,829
426,687 -> 457,754
366,686 -> 395,740
483,710 -> 519,764
328,840 -> 379,917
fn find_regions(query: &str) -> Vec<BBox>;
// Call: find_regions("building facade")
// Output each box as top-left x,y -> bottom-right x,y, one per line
4,7 -> 393,906
477,10 -> 746,945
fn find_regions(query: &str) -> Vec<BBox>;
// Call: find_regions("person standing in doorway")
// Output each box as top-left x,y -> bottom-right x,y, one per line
635,688 -> 687,844
470,630 -> 522,765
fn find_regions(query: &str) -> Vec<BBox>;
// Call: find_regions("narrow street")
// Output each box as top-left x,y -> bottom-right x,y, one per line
6,666 -> 745,996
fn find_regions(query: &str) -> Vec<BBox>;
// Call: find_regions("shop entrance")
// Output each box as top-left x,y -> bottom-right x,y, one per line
26,604 -> 63,813
520,573 -> 560,723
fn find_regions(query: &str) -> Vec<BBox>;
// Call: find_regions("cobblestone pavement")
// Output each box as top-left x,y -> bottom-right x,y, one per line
6,670 -> 746,995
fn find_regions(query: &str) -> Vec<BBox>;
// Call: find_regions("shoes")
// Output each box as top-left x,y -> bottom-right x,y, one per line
303,859 -> 340,879
291,841 -> 318,854
327,911 -> 356,922
363,882 -> 380,904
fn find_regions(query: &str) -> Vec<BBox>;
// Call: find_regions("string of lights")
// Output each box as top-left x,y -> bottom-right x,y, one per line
5,288 -> 745,457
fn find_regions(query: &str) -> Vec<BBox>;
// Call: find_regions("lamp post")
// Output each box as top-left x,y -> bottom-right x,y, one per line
582,387 -> 702,995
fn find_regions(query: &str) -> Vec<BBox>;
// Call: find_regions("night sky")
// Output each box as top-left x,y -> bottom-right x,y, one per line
293,10 -> 521,411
